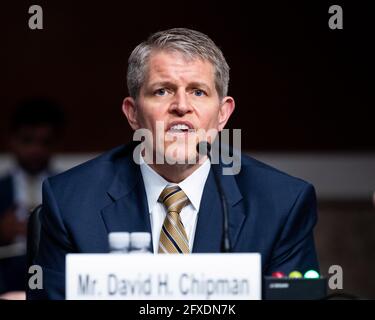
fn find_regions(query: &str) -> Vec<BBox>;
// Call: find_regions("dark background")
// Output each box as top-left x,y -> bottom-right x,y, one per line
0,1 -> 373,152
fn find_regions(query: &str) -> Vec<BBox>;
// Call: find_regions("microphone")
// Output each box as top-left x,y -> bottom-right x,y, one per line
196,141 -> 231,253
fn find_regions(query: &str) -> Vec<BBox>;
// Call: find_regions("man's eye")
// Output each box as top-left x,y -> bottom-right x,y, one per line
194,89 -> 205,97
154,88 -> 167,96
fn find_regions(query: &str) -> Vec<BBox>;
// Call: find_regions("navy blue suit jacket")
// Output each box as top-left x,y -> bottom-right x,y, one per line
27,143 -> 319,299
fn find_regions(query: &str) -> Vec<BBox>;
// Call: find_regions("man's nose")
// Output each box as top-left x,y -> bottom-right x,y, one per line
169,89 -> 192,115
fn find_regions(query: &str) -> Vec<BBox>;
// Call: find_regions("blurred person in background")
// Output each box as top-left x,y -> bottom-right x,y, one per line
0,98 -> 64,298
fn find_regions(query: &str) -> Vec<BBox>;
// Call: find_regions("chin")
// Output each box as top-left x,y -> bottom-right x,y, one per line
163,143 -> 198,165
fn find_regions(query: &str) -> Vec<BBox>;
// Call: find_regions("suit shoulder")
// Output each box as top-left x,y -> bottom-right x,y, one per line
239,153 -> 313,191
47,144 -> 129,189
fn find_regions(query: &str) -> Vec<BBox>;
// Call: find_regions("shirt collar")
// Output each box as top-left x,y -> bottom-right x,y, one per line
139,157 -> 211,213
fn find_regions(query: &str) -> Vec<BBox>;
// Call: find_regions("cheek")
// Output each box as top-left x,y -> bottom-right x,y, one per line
199,110 -> 220,129
137,110 -> 157,129
139,103 -> 167,127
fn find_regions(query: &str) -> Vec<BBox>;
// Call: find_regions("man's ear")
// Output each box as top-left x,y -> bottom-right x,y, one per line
122,97 -> 140,130
218,96 -> 235,131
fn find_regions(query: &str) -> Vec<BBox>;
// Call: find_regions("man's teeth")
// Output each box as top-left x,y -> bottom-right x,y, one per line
170,124 -> 191,131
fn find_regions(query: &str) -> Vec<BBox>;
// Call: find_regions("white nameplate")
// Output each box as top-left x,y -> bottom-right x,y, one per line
66,253 -> 261,300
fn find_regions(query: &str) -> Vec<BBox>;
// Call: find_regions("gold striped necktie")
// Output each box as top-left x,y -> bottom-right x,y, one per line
158,185 -> 190,254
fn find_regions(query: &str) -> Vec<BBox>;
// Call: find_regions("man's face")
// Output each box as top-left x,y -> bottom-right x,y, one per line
123,50 -> 235,164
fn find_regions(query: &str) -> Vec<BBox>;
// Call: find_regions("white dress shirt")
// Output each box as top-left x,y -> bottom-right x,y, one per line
139,157 -> 211,253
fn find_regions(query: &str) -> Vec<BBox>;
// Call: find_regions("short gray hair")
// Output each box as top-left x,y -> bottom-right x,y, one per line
127,28 -> 230,99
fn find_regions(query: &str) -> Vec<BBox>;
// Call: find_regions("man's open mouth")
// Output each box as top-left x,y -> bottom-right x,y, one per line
166,121 -> 195,133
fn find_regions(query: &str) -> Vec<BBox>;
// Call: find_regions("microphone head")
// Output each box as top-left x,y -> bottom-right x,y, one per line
196,141 -> 211,158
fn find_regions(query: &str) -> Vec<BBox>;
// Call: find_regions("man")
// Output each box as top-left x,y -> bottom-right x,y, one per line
0,99 -> 64,297
28,28 -> 319,300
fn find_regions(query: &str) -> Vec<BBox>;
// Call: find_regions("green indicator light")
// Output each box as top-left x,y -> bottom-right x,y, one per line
289,271 -> 303,278
304,270 -> 320,279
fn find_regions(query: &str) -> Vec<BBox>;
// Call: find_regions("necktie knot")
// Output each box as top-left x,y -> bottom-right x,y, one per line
158,185 -> 190,214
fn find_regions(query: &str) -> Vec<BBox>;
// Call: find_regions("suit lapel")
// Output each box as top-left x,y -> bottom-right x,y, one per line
100,150 -> 153,252
192,171 -> 222,252
193,167 -> 246,253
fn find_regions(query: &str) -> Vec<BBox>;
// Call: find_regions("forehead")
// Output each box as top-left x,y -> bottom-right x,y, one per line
144,50 -> 215,84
